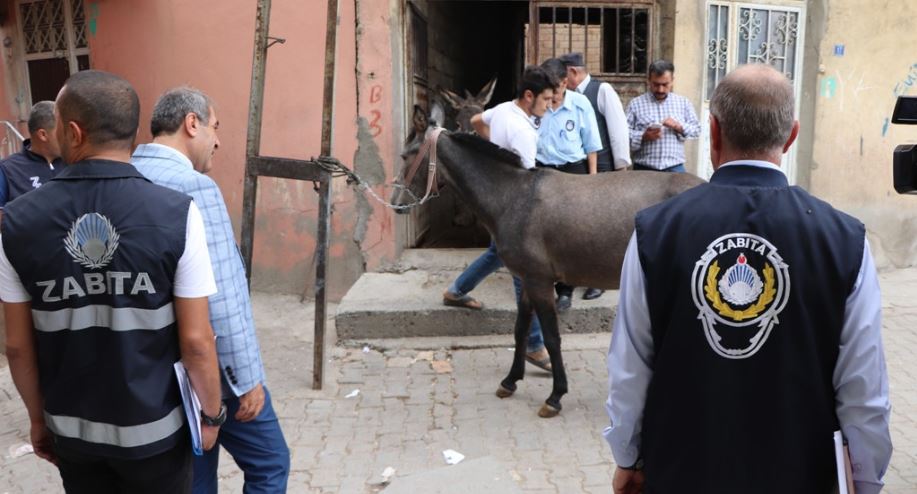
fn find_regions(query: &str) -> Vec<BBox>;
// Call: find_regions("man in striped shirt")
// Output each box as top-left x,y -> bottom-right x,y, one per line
626,60 -> 700,173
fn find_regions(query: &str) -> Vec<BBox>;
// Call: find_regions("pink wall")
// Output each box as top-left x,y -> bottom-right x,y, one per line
86,0 -> 401,298
0,0 -> 30,133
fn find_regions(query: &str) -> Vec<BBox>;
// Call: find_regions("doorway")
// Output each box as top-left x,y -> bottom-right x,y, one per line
17,0 -> 91,105
403,1 -> 529,248
401,0 -> 666,249
697,2 -> 806,182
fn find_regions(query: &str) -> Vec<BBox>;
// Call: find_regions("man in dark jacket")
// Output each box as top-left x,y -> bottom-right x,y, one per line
606,64 -> 892,494
0,101 -> 62,212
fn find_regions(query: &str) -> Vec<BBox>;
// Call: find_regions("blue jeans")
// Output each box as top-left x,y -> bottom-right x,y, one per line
634,163 -> 685,173
448,242 -> 545,352
193,385 -> 290,494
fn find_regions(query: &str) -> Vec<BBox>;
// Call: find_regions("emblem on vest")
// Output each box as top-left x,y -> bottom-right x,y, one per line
565,120 -> 575,132
64,213 -> 120,269
691,233 -> 790,359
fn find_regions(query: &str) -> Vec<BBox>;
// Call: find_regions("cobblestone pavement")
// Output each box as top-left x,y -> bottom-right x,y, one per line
2,268 -> 917,493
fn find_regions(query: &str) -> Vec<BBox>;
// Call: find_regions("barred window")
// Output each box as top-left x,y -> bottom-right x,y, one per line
532,4 -> 651,77
17,0 -> 90,104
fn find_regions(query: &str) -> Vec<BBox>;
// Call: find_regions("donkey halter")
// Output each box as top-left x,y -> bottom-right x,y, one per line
403,127 -> 446,205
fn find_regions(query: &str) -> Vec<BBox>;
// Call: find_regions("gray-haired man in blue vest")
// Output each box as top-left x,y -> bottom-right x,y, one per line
606,64 -> 891,493
2,71 -> 223,493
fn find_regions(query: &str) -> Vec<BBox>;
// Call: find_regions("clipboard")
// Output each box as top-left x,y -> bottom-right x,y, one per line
174,361 -> 203,456
833,430 -> 856,494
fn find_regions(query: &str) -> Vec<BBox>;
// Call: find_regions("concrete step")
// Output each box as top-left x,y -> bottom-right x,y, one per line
336,249 -> 619,339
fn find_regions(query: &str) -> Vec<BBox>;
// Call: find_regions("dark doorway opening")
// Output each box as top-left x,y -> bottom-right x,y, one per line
405,1 -> 530,249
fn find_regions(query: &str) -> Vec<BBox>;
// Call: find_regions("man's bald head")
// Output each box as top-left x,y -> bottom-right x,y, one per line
56,70 -> 139,152
710,64 -> 795,154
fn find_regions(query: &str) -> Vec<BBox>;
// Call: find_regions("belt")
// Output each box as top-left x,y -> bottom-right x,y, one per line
536,159 -> 586,168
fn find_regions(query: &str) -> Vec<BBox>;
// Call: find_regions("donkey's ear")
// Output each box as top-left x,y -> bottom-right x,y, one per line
476,77 -> 497,106
429,102 -> 445,129
439,87 -> 463,110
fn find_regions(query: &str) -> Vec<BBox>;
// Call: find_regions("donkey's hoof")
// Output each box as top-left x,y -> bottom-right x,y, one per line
496,384 -> 515,398
537,403 -> 561,418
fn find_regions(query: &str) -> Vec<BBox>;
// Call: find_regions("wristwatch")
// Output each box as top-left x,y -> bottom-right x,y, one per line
620,457 -> 644,471
201,403 -> 227,427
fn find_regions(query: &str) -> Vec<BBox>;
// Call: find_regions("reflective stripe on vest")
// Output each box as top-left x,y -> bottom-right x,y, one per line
32,303 -> 175,332
44,405 -> 184,448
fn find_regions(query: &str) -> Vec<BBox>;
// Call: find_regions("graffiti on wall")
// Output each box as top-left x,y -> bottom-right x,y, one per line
88,2 -> 100,36
883,63 -> 917,137
821,76 -> 837,99
821,69 -> 874,111
368,84 -> 383,138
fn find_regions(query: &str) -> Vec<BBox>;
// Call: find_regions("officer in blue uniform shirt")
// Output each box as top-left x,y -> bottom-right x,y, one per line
1,71 -> 224,494
0,101 -> 62,212
606,64 -> 891,494
536,58 -> 605,309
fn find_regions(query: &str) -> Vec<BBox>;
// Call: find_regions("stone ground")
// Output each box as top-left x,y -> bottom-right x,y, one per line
1,268 -> 917,493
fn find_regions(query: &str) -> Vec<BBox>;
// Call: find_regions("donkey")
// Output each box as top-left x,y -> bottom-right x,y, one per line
394,106 -> 704,417
438,77 -> 497,132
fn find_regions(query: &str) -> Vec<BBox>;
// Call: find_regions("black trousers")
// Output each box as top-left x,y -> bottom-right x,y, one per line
536,159 -> 589,175
54,439 -> 192,494
537,160 -> 589,297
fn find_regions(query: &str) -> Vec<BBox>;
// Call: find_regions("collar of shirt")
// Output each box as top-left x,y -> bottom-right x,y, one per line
132,143 -> 194,170
53,159 -> 149,181
510,101 -> 539,130
20,139 -> 60,168
718,159 -> 785,175
711,160 -> 788,187
576,74 -> 592,94
547,90 -> 578,115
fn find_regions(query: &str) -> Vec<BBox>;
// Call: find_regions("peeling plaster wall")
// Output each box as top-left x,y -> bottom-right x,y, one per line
84,0 -> 400,299
0,0 -> 37,133
810,0 -> 917,268
670,0 -> 917,269
351,0 -> 403,278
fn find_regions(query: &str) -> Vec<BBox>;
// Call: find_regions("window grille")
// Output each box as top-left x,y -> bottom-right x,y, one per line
737,7 -> 799,81
534,4 -> 651,77
16,0 -> 90,104
706,4 -> 729,100
70,0 -> 87,49
19,0 -> 67,54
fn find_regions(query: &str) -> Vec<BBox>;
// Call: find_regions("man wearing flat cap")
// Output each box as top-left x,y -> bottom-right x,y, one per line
559,52 -> 631,174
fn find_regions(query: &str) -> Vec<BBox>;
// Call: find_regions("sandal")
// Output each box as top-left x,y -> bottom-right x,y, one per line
525,350 -> 553,371
442,292 -> 484,310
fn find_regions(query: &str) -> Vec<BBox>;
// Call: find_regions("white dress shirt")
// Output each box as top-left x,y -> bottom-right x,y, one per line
576,74 -> 631,169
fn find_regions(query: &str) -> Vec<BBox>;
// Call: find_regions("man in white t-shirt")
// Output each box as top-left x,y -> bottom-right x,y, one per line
442,65 -> 558,370
468,68 -> 554,169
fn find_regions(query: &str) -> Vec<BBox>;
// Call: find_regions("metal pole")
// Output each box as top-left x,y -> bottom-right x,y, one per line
313,0 -> 340,390
241,0 -> 272,284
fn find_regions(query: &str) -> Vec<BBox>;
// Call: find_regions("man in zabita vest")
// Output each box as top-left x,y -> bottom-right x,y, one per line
605,64 -> 892,494
1,70 -> 223,494
0,101 -> 62,215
